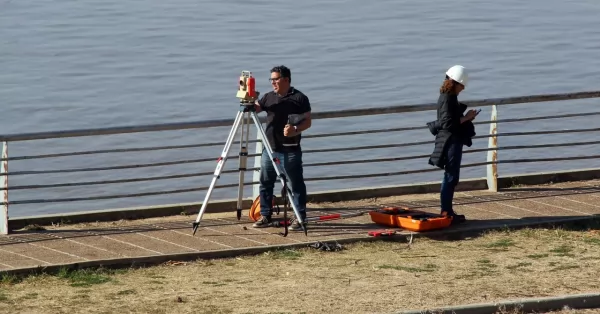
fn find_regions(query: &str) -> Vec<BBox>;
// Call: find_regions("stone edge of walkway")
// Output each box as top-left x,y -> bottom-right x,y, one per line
398,292 -> 600,314
0,214 -> 598,277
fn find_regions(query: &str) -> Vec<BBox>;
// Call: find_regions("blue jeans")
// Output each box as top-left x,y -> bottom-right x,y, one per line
259,149 -> 307,220
440,137 -> 463,214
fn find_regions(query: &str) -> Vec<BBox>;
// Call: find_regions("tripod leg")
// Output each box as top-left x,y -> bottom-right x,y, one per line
236,111 -> 251,220
250,112 -> 307,235
192,111 -> 244,235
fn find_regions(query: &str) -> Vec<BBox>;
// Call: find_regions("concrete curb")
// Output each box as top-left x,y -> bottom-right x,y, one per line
399,293 -> 600,314
1,214 -> 598,277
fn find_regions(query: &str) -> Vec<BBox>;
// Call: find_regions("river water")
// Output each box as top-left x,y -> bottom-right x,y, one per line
1,0 -> 600,217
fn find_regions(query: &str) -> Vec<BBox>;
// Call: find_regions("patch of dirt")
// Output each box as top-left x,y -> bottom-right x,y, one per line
1,226 -> 599,313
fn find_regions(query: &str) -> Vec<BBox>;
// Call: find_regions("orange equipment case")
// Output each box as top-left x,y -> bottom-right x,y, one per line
368,206 -> 452,232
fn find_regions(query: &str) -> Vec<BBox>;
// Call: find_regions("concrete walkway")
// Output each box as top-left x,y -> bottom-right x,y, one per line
1,179 -> 600,274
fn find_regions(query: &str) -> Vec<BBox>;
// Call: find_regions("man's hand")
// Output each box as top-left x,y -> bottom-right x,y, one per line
254,101 -> 262,113
283,124 -> 296,137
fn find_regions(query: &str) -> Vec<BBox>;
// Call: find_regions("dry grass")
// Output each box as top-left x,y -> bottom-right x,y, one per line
1,225 -> 600,314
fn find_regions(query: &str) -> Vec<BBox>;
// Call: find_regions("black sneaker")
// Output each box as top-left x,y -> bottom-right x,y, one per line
289,218 -> 306,231
451,214 -> 466,224
252,216 -> 273,228
442,211 -> 466,225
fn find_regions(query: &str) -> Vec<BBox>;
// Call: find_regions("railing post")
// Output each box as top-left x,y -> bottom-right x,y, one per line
1,141 -> 8,234
486,105 -> 498,192
253,133 -> 263,200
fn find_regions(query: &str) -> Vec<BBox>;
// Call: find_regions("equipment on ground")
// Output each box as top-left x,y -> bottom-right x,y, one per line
271,211 -> 367,227
367,229 -> 397,237
192,70 -> 307,237
248,191 -> 368,225
369,206 -> 453,232
446,65 -> 468,87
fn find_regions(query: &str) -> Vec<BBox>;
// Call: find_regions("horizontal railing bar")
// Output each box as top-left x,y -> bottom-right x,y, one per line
3,162 -> 492,205
465,140 -> 600,154
7,110 -> 600,162
304,155 -> 432,167
4,155 -> 259,176
10,137 -> 600,187
2,90 -> 599,142
303,141 -> 430,154
10,129 -> 600,175
496,155 -> 600,164
4,142 -> 435,175
474,127 -> 600,139
3,141 -> 260,161
474,110 -> 600,126
2,154 -> 436,190
2,126 -> 428,161
303,126 -> 427,139
1,168 -> 259,191
2,183 -> 241,205
304,161 -> 491,182
303,168 -> 441,181
8,126 -> 600,176
9,154 -> 600,205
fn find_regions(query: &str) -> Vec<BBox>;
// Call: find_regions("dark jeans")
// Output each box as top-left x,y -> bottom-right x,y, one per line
440,137 -> 463,214
259,148 -> 307,220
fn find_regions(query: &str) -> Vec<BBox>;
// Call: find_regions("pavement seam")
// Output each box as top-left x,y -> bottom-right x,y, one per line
550,184 -> 600,209
27,242 -> 89,261
459,202 -> 520,219
204,226 -> 269,246
524,198 -> 591,216
461,192 -> 550,216
48,234 -> 126,258
97,234 -> 164,255
556,195 -> 600,209
0,247 -> 52,265
136,232 -> 200,252
169,229 -> 234,249
213,218 -> 304,244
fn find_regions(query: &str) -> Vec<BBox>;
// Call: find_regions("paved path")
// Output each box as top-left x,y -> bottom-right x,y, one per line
1,179 -> 600,274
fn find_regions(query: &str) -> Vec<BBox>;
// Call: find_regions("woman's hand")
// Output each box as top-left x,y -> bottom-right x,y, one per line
461,109 -> 478,123
466,109 -> 479,120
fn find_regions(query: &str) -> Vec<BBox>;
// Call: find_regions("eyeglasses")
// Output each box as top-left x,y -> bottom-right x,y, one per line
269,77 -> 282,82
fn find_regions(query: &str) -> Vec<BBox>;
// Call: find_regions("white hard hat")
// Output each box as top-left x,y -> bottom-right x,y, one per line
446,65 -> 468,87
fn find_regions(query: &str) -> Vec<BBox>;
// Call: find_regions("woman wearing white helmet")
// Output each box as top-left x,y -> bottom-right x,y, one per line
427,65 -> 479,224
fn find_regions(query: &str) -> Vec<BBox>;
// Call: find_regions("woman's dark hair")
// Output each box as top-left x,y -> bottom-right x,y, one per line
439,75 -> 456,94
271,65 -> 291,83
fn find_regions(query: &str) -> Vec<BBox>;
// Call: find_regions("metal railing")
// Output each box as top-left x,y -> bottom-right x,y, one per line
2,90 -> 600,234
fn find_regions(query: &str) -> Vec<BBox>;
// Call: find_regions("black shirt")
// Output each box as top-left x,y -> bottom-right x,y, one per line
258,87 -> 312,152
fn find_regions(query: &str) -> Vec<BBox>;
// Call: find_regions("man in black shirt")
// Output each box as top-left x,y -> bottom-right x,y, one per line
252,65 -> 312,231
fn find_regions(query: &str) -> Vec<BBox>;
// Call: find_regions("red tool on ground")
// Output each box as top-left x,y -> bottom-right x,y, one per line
367,230 -> 397,237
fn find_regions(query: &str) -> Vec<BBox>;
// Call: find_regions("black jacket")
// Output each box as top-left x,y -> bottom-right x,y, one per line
427,93 -> 476,169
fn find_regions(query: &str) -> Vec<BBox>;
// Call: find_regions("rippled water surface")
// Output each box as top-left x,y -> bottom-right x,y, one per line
1,0 -> 600,216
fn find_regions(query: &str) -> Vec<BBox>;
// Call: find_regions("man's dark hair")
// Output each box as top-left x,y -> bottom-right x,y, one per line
271,65 -> 291,83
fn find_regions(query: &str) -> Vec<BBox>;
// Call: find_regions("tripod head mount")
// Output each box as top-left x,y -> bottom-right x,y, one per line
236,71 -> 260,104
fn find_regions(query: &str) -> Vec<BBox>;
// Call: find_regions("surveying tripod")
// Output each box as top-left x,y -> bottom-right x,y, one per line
192,72 -> 307,237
